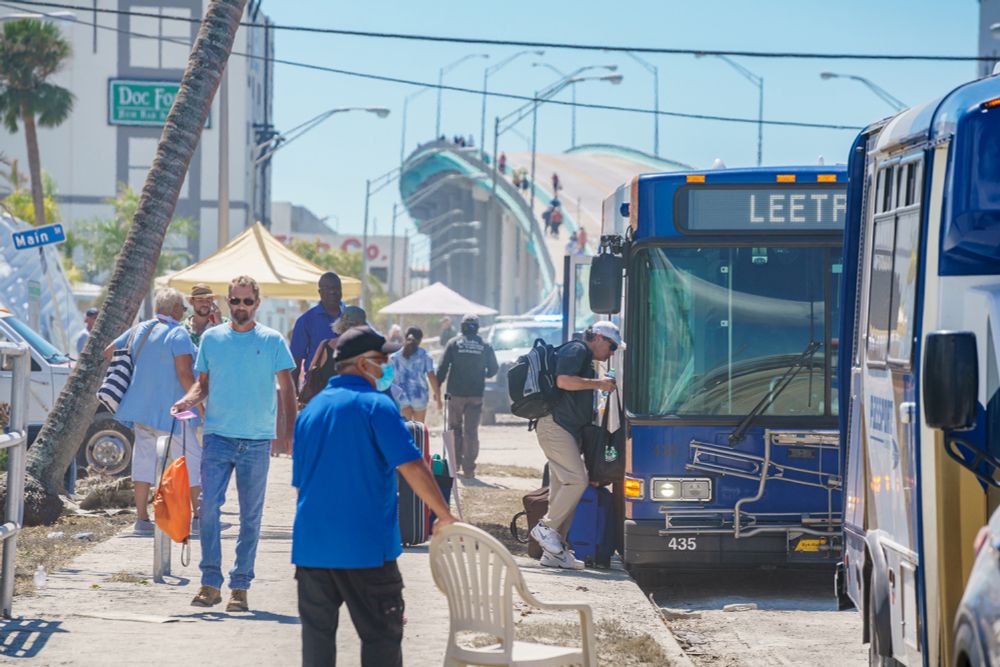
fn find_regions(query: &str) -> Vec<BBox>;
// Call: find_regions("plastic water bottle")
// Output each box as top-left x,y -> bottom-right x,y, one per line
602,367 -> 617,398
33,565 -> 46,590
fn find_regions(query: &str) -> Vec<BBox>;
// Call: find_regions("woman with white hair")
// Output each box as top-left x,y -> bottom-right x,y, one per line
103,287 -> 202,536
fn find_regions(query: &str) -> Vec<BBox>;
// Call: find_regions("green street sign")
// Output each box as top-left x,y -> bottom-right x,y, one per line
108,79 -> 210,127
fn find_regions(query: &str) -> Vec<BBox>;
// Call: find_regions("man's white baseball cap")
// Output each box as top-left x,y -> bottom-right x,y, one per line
591,321 -> 625,350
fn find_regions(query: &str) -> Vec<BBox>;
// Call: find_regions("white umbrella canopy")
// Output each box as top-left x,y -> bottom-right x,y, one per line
379,282 -> 498,316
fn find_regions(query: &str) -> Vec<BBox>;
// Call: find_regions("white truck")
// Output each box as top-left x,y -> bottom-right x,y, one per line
0,307 -> 133,476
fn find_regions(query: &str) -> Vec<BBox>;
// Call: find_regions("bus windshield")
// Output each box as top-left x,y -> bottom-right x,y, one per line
628,245 -> 840,418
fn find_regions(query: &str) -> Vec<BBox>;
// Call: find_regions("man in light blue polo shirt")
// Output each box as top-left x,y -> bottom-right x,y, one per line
293,326 -> 456,667
172,275 -> 297,613
105,288 -> 200,537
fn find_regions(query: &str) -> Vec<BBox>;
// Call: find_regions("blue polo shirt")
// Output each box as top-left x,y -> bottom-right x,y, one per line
290,302 -> 343,368
292,374 -> 421,568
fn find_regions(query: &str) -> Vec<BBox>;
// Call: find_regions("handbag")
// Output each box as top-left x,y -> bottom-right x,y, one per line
580,391 -> 626,486
96,321 -> 158,413
152,419 -> 192,563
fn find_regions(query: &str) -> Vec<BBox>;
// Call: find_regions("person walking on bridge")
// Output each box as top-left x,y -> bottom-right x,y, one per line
436,314 -> 498,478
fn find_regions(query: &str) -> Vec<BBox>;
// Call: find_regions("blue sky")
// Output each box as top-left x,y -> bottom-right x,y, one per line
264,1 -> 980,238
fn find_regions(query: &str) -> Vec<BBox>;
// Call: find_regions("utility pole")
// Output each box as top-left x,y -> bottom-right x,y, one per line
218,68 -> 230,242
361,178 -> 371,309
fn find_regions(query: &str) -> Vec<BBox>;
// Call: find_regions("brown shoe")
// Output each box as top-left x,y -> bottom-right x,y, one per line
191,585 -> 222,607
226,588 -> 249,612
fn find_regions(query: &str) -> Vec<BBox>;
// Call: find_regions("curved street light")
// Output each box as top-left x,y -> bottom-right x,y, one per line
695,53 -> 764,165
531,63 -> 618,149
480,50 -> 545,156
400,87 -> 434,167
436,53 -> 490,138
819,72 -> 905,112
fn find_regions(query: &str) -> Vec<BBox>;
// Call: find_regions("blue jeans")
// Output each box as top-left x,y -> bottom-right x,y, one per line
199,434 -> 271,590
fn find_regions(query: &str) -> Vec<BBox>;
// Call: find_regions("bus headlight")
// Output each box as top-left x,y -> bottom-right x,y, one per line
650,477 -> 712,502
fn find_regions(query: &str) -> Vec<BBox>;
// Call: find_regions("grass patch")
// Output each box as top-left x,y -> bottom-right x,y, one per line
465,619 -> 668,665
476,463 -> 543,480
459,485 -> 529,556
15,513 -> 134,595
105,570 -> 150,585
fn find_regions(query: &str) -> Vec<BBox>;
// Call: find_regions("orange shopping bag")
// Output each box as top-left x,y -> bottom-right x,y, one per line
153,418 -> 192,553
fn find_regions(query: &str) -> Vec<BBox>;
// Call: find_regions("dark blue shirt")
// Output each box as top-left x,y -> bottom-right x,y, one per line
292,374 -> 421,568
290,302 -> 343,368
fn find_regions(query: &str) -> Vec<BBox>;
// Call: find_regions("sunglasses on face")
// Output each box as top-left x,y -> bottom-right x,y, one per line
604,337 -> 618,353
228,297 -> 256,307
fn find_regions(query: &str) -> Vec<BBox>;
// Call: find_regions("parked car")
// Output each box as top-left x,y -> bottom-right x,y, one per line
954,505 -> 1000,666
0,308 -> 133,476
482,316 -> 563,425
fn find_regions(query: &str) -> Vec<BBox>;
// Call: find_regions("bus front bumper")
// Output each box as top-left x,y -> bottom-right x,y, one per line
624,519 -> 840,568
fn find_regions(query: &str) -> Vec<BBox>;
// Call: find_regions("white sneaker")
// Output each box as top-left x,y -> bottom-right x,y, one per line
530,523 -> 564,557
133,519 -> 154,536
540,549 -> 585,570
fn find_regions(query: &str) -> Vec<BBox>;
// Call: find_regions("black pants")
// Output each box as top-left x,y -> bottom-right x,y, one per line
296,561 -> 405,667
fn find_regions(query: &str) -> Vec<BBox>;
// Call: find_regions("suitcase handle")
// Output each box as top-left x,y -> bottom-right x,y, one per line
509,511 -> 530,544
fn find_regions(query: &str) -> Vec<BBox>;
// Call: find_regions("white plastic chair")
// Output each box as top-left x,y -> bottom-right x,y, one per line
429,523 -> 596,667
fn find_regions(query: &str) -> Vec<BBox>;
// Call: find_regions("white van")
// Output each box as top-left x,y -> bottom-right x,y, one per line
0,308 -> 133,476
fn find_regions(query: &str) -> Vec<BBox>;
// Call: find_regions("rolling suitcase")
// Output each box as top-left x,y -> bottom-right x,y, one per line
568,485 -> 615,568
398,420 -> 431,546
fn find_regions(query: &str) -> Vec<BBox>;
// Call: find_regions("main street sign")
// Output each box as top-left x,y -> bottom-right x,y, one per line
108,79 -> 210,127
11,223 -> 66,250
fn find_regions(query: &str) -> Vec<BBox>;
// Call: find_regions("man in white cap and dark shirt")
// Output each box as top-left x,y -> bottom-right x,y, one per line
530,321 -> 622,569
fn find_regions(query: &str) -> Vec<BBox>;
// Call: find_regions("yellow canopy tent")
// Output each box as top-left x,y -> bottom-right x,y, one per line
160,222 -> 361,300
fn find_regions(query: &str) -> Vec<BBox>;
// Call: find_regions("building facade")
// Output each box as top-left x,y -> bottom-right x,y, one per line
0,0 -> 274,262
271,201 -> 411,298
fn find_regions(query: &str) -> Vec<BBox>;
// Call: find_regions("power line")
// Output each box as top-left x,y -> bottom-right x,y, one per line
0,1 -> 862,131
4,0 -> 993,63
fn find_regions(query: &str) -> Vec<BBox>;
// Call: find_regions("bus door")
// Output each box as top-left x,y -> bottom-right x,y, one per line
563,254 -> 597,342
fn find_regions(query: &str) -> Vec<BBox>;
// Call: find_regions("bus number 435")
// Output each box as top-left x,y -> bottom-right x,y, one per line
667,537 -> 697,550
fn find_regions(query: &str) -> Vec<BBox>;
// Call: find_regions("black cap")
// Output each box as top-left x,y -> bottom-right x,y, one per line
332,325 -> 401,363
85,307 -> 99,317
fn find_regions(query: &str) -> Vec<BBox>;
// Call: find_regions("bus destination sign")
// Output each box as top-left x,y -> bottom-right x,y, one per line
680,186 -> 847,232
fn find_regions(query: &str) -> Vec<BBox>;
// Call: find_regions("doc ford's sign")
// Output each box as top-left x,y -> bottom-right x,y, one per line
108,79 -> 209,127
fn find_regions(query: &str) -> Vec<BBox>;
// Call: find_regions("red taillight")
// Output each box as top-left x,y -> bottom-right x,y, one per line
973,526 -> 990,556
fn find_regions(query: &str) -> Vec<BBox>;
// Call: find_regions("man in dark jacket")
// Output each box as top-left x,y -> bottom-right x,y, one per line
436,314 -> 498,478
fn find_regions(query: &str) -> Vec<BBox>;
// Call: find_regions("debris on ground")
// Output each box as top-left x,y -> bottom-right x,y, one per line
722,603 -> 758,612
77,475 -> 134,510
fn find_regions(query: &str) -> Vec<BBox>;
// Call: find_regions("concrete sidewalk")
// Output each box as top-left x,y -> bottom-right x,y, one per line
3,428 -> 689,666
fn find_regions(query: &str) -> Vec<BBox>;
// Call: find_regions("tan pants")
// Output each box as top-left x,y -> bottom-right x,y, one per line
535,415 -> 588,541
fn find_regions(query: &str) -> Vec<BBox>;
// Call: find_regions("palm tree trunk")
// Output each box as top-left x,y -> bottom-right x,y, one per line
25,0 -> 248,494
20,103 -> 46,227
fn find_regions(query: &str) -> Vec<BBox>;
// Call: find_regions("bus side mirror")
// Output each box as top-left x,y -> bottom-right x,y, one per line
923,331 -> 978,431
590,235 -> 626,315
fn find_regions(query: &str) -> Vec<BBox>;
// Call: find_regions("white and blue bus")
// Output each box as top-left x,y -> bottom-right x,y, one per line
837,74 -> 1000,666
585,164 -> 848,572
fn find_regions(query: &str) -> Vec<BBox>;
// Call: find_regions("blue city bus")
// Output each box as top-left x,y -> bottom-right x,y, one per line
837,74 -> 1000,666
585,165 -> 848,570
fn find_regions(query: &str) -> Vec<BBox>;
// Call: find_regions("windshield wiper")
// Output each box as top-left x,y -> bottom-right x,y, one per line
728,340 -> 823,445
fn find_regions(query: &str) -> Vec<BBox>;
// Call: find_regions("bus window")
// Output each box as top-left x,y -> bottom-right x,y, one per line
888,212 -> 921,365
866,219 -> 895,365
628,245 -> 831,417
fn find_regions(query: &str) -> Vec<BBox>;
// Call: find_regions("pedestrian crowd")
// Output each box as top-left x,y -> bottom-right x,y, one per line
86,267 -> 620,665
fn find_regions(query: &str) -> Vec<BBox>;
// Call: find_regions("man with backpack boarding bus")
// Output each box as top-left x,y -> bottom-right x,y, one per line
507,321 -> 622,570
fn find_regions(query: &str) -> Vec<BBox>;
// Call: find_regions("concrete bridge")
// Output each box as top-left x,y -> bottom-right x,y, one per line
399,141 -> 691,314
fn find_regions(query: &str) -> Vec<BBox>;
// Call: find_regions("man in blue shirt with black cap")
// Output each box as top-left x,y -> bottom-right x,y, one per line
292,325 -> 457,667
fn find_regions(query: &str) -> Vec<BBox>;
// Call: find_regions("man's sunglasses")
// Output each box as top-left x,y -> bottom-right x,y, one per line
603,336 -> 618,353
228,297 -> 256,306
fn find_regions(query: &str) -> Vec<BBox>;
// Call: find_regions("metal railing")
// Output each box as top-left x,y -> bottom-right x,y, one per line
0,342 -> 30,618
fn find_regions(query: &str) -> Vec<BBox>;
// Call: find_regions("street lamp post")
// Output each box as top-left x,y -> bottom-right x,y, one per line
623,51 -> 660,156
436,53 -> 490,139
819,72 -> 905,112
531,63 -> 618,149
400,87 -> 432,167
480,50 -> 544,158
696,54 -> 763,166
526,74 -> 623,211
